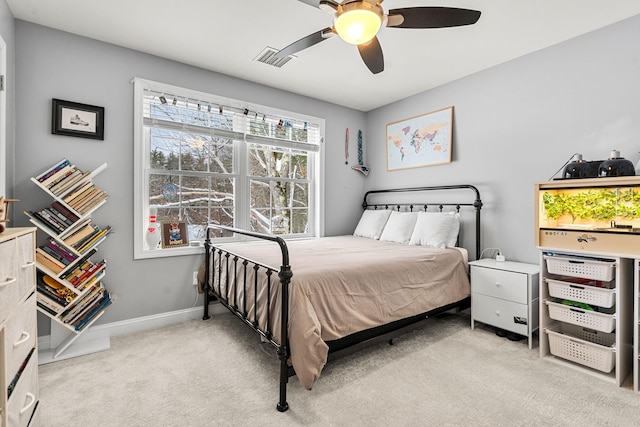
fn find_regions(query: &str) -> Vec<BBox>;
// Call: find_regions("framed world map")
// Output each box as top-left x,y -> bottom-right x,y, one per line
386,106 -> 453,171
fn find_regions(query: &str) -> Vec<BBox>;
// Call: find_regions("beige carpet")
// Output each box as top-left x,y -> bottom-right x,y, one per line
38,310 -> 640,426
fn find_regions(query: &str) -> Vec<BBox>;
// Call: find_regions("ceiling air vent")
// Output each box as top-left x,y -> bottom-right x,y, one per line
254,47 -> 294,68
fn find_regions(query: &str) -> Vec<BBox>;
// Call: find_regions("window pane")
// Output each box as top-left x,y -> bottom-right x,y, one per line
251,208 -> 271,234
292,182 -> 309,208
291,208 -> 309,234
291,151 -> 308,179
150,127 -> 234,174
249,180 -> 309,235
150,128 -> 180,171
248,145 -> 270,177
249,144 -> 302,178
250,180 -> 271,211
209,139 -> 234,174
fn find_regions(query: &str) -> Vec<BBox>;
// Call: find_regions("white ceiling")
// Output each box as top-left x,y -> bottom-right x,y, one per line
7,0 -> 640,111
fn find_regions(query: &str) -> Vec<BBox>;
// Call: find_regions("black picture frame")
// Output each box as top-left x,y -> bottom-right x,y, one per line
51,98 -> 104,140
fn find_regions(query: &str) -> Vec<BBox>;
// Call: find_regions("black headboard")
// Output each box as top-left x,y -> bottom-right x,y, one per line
362,184 -> 483,261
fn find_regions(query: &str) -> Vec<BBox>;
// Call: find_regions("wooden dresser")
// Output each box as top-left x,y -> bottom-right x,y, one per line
0,227 -> 39,427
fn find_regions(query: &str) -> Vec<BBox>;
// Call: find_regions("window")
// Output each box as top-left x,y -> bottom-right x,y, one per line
133,78 -> 324,259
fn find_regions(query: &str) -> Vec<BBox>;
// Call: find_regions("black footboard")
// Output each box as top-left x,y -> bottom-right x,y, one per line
203,225 -> 292,412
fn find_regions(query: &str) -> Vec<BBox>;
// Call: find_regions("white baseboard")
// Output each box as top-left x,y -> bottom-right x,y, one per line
38,303 -> 226,363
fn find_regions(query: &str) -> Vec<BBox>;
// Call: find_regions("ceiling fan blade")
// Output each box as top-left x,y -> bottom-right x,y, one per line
296,0 -> 322,7
387,7 -> 481,29
357,36 -> 384,74
274,27 -> 334,59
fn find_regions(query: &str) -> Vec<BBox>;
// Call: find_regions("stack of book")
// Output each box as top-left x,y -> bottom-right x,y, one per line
36,271 -> 73,316
62,181 -> 109,215
25,201 -> 80,235
59,283 -> 112,331
62,221 -> 113,254
58,249 -> 106,289
35,237 -> 78,274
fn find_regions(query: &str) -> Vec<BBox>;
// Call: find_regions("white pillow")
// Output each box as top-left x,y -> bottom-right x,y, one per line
379,211 -> 419,244
447,213 -> 461,248
353,209 -> 392,239
409,211 -> 456,248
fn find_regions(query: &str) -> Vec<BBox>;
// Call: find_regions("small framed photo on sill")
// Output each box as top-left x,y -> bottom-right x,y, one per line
161,221 -> 189,249
52,98 -> 105,140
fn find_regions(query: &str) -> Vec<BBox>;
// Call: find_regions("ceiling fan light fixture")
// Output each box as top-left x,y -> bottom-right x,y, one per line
334,2 -> 383,45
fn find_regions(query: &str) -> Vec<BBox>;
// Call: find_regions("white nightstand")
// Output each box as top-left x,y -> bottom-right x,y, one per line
469,259 -> 540,349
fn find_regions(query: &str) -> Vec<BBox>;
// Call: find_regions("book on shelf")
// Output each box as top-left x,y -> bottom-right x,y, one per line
36,288 -> 67,313
44,206 -> 74,228
63,221 -> 97,246
36,247 -> 67,268
67,186 -> 98,208
28,210 -> 66,234
43,238 -> 77,264
42,164 -> 76,189
37,299 -> 60,316
74,190 -> 109,215
36,158 -> 70,184
40,245 -> 71,266
75,226 -> 112,254
62,181 -> 94,205
50,170 -> 88,196
74,292 -> 112,331
62,285 -> 104,324
36,250 -> 65,274
67,260 -> 106,289
36,272 -> 71,307
51,201 -> 80,223
58,248 -> 97,280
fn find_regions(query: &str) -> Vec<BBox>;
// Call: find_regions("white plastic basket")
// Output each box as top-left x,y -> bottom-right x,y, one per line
545,300 -> 616,333
544,255 -> 615,281
546,279 -> 616,308
546,324 -> 616,373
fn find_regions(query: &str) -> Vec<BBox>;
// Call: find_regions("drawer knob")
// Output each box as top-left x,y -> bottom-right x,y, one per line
21,261 -> 36,269
1,276 -> 17,288
20,392 -> 36,415
495,311 -> 501,316
494,282 -> 501,287
14,331 -> 30,348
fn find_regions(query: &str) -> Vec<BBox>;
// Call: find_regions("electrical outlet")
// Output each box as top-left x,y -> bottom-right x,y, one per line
192,271 -> 199,286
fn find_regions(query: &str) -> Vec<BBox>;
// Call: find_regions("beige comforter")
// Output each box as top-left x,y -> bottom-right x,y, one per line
212,235 -> 470,389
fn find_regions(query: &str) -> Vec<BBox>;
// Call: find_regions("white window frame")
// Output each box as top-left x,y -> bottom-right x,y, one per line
133,78 -> 325,259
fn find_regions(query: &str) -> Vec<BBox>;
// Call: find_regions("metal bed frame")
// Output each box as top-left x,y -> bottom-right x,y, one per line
202,184 -> 482,412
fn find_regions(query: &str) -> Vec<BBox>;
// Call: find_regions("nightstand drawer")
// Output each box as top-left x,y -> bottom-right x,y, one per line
472,293 -> 528,335
471,267 -> 528,304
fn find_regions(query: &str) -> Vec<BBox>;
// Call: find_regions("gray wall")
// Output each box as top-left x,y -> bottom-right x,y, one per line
0,0 -> 15,197
366,14 -> 640,265
12,21 -> 366,333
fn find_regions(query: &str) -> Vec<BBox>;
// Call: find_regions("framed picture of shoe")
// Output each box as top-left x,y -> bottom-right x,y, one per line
52,98 -> 104,140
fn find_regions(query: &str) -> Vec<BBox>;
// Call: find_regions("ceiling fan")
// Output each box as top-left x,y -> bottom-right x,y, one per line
274,0 -> 481,74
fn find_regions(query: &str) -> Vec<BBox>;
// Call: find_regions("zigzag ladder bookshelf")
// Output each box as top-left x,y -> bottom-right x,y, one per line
25,158 -> 114,363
